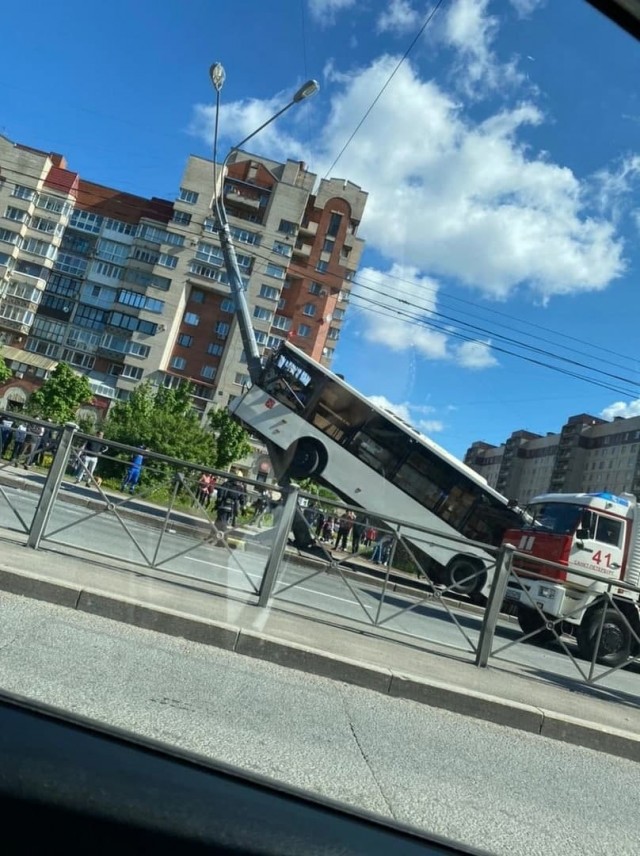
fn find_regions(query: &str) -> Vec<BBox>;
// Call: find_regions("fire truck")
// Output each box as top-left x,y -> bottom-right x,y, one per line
501,491 -> 640,667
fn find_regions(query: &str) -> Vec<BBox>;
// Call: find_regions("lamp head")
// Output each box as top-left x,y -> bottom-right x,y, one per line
293,79 -> 319,103
209,62 -> 226,92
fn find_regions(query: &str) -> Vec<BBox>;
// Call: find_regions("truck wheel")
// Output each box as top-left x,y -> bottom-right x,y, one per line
517,606 -> 556,646
576,608 -> 632,668
288,438 -> 325,479
443,557 -> 486,597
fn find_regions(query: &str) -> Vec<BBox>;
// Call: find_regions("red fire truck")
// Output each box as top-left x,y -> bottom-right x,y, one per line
501,491 -> 640,667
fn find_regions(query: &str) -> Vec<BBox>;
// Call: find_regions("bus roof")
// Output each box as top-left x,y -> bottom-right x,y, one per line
276,341 -> 511,507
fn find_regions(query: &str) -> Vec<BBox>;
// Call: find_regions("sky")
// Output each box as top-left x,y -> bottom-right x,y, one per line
2,0 -> 639,458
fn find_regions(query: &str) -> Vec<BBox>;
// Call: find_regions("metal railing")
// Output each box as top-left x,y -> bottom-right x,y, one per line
0,418 -> 638,701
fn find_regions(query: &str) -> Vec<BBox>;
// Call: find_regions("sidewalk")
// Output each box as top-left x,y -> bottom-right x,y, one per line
0,529 -> 638,762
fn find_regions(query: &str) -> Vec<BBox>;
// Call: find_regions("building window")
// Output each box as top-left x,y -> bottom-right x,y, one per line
172,210 -> 192,226
265,262 -> 285,279
0,227 -> 23,247
178,333 -> 193,347
31,216 -> 61,235
201,365 -> 217,380
97,239 -> 129,264
323,238 -> 335,254
12,185 -> 36,202
253,306 -> 272,322
234,372 -> 250,387
178,188 -> 199,204
125,268 -> 171,291
259,284 -> 279,300
255,330 -> 267,345
190,289 -> 204,304
138,224 -> 184,247
70,210 -> 103,233
221,298 -> 235,313
37,194 -> 72,216
128,341 -> 150,358
333,308 -> 345,320
207,342 -> 224,356
183,312 -> 199,326
92,260 -> 124,280
278,219 -> 297,236
103,218 -> 136,236
23,237 -> 56,258
158,253 -> 178,269
315,260 -> 328,273
267,335 -> 283,350
297,324 -> 311,337
277,298 -> 286,310
302,303 -> 316,317
61,349 -> 95,370
327,212 -> 342,237
121,365 -> 144,380
4,205 -> 29,223
215,321 -> 230,338
272,240 -> 292,258
272,315 -> 292,332
74,304 -> 107,330
170,356 -> 187,370
327,327 -> 340,340
309,281 -> 323,295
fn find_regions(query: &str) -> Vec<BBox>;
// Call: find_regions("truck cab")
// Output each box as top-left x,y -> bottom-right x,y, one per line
501,492 -> 640,666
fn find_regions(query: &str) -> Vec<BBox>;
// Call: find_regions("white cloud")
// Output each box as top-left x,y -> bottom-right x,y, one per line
441,0 -> 523,97
454,340 -> 498,369
366,395 -> 445,433
592,155 -> 640,222
377,0 -> 421,34
308,0 -> 356,26
191,53 -> 627,322
600,400 -> 640,421
507,0 -> 544,16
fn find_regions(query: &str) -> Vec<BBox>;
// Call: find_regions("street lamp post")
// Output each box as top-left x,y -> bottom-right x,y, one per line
209,63 -> 319,385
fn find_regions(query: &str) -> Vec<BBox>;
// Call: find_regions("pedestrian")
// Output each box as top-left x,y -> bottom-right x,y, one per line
321,515 -> 333,542
351,515 -> 365,554
10,422 -> 28,464
24,424 -> 45,469
334,510 -> 355,551
75,431 -> 108,485
121,446 -> 145,494
372,533 -> 392,565
215,470 -> 247,528
0,416 -> 13,458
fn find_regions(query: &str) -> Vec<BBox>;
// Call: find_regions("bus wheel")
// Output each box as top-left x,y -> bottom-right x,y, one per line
288,438 -> 325,479
517,606 -> 556,646
576,608 -> 632,668
443,557 -> 486,597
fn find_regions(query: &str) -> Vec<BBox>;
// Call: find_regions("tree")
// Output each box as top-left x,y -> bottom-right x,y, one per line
104,381 -> 217,477
26,362 -> 92,423
0,350 -> 11,386
208,407 -> 252,470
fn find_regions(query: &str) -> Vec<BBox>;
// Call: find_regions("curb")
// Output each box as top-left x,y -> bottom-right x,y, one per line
0,564 -> 637,763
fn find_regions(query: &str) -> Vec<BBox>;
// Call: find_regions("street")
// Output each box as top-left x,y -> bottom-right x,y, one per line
0,591 -> 637,856
1,480 -> 638,700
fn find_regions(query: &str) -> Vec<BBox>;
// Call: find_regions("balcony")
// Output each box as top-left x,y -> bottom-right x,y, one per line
299,220 -> 318,236
10,269 -> 47,291
292,242 -> 311,258
224,185 -> 263,210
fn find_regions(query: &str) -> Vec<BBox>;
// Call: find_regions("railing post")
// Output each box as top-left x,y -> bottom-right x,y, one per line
475,543 -> 515,667
27,422 -> 78,550
257,485 -> 299,608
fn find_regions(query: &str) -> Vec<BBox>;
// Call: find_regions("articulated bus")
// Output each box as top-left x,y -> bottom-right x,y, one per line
230,341 -> 522,596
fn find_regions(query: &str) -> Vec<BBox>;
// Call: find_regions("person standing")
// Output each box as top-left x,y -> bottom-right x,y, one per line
334,510 -> 355,551
351,515 -> 365,554
24,424 -> 45,469
0,416 -> 13,459
75,431 -> 107,485
10,422 -> 28,464
121,446 -> 145,494
215,470 -> 247,528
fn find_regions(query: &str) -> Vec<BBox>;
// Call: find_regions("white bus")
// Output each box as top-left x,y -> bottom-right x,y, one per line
230,341 -> 522,597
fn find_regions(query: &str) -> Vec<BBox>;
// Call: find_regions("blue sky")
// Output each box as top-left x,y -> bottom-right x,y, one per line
3,0 -> 639,457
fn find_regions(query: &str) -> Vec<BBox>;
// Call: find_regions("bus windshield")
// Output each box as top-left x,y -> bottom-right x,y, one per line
525,502 -> 583,535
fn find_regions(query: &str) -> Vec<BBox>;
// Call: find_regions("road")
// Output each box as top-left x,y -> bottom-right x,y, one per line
0,591 -> 637,856
1,481 -> 638,700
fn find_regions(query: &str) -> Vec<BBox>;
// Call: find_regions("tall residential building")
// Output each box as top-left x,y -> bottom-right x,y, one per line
464,413 -> 640,504
0,136 -> 367,418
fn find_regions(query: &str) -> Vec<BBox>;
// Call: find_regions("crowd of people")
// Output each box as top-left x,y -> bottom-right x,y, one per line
1,416 -> 57,469
302,504 -> 392,564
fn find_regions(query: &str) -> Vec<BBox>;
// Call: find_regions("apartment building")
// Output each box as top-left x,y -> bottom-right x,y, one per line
0,135 -> 367,418
464,412 -> 640,503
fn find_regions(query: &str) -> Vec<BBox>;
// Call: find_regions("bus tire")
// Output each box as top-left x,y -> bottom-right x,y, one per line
443,556 -> 486,597
517,606 -> 556,646
288,438 -> 326,479
576,607 -> 632,668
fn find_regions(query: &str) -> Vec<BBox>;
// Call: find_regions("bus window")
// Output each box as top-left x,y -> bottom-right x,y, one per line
440,485 -> 477,530
262,351 -> 319,413
347,414 -> 412,478
394,448 -> 449,511
461,495 -> 516,546
310,378 -> 372,442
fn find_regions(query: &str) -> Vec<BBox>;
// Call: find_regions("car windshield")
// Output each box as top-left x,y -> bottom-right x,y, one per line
525,502 -> 584,535
1,3 -> 639,856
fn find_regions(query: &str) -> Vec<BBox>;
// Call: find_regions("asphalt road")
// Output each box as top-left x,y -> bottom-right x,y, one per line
1,482 -> 638,699
0,591 -> 637,856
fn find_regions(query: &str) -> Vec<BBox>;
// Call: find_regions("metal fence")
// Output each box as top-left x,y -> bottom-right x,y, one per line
0,418 -> 638,701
